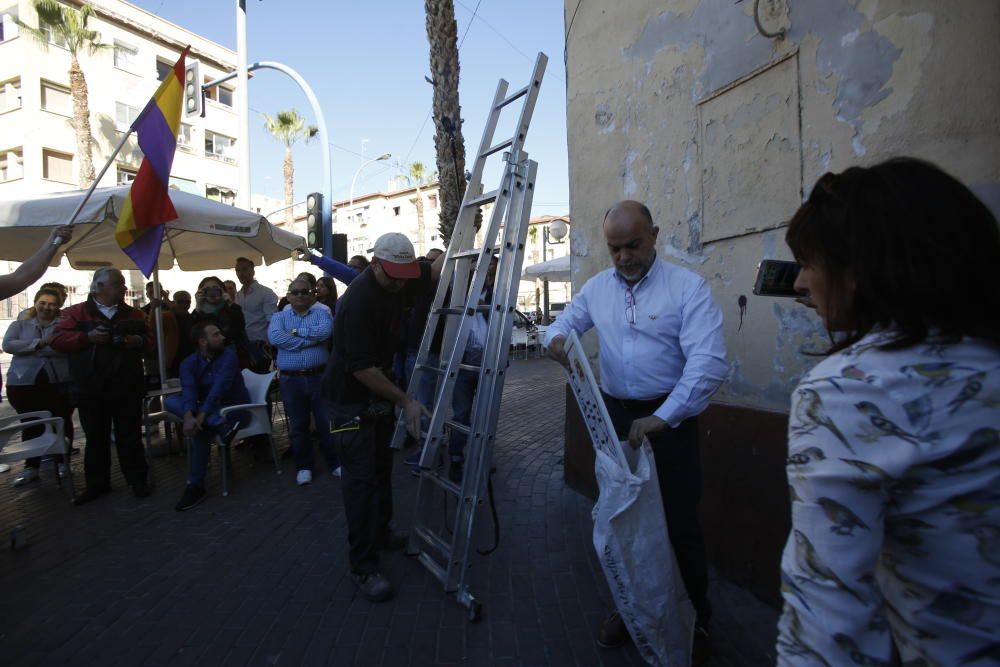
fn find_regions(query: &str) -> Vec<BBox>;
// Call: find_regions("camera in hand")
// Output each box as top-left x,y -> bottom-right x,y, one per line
78,319 -> 147,346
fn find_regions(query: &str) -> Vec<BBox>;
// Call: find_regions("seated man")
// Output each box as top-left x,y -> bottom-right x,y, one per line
166,322 -> 250,511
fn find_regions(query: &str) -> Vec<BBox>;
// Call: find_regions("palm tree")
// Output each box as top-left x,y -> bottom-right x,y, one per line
262,109 -> 317,226
425,0 -> 470,245
17,1 -> 108,187
406,161 -> 429,252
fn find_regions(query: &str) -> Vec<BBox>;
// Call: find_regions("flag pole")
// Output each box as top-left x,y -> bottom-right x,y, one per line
64,128 -> 135,227
152,267 -> 168,387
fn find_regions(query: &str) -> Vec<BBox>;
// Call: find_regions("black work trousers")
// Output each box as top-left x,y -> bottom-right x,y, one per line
602,393 -> 712,629
77,395 -> 148,490
329,408 -> 395,575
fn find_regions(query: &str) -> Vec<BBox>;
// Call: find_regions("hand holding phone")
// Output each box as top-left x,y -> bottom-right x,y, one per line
753,259 -> 801,298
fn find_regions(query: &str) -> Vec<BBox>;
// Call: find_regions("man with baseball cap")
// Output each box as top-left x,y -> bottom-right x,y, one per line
323,232 -> 445,602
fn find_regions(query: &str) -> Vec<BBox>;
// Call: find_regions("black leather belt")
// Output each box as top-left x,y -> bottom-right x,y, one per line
281,367 -> 324,377
601,391 -> 669,413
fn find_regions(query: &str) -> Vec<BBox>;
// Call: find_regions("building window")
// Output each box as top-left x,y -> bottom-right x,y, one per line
0,77 -> 21,112
177,123 -> 194,152
428,194 -> 438,210
40,80 -> 71,116
155,58 -> 172,82
168,175 -> 197,194
0,148 -> 23,182
42,148 -> 73,183
204,79 -> 234,108
205,130 -> 236,163
41,25 -> 67,49
393,206 -> 401,216
117,166 -> 137,185
1,8 -> 21,42
206,185 -> 235,205
115,101 -> 141,132
114,40 -> 140,74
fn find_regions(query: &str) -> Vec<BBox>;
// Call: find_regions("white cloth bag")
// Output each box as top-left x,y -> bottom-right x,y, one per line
592,439 -> 695,667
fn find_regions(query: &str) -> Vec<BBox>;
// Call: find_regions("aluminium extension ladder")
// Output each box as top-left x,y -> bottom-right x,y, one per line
390,53 -> 547,620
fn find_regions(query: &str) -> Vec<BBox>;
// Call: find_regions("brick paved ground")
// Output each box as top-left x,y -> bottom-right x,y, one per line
0,359 -> 777,666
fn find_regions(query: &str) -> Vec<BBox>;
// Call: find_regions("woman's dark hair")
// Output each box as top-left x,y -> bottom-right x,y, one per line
786,157 -> 1000,353
316,276 -> 338,309
349,255 -> 370,270
197,275 -> 225,291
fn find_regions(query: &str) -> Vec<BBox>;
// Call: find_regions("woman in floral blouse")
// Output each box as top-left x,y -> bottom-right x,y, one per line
777,157 -> 999,666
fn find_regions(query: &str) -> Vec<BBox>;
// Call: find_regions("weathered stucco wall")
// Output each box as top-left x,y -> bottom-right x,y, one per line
563,0 -> 1000,413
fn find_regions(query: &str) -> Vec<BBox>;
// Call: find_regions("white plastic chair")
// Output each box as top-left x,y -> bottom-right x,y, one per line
0,411 -> 73,501
214,369 -> 280,496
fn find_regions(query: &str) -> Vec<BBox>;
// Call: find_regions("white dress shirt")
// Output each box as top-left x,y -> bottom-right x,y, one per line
545,257 -> 728,426
236,280 -> 278,342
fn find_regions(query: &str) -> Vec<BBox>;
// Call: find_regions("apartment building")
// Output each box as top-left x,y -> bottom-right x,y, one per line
0,0 -> 241,200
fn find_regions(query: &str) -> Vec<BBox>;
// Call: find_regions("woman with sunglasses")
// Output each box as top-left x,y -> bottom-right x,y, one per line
776,158 -> 1000,666
190,276 -> 250,369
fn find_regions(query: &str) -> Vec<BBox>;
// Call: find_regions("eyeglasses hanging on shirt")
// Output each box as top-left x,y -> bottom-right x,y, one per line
625,286 -> 636,326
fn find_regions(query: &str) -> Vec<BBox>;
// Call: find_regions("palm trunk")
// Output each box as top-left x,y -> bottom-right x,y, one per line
414,184 -> 425,253
69,55 -> 96,187
283,146 -> 294,226
425,0 -> 468,245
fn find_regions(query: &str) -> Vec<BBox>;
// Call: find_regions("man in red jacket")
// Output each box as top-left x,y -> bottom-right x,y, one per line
53,268 -> 153,505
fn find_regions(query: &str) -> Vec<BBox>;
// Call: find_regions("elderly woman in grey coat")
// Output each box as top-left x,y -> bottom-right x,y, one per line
2,287 -> 74,486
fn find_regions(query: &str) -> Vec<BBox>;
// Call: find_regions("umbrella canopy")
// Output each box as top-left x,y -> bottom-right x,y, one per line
522,254 -> 571,282
0,186 -> 304,270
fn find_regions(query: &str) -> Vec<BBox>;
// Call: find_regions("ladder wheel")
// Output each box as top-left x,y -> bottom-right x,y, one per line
468,601 -> 483,623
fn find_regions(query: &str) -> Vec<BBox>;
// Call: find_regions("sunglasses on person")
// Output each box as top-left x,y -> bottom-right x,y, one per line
288,289 -> 316,296
202,288 -> 223,297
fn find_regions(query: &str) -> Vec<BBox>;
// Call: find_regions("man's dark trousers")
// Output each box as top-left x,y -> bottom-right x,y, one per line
330,409 -> 394,574
77,394 -> 148,490
603,393 -> 711,629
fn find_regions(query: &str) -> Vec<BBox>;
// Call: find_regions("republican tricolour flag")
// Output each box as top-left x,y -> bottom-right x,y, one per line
114,46 -> 190,277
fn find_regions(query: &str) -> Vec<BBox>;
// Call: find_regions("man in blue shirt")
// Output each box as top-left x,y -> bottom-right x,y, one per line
545,201 -> 728,664
167,322 -> 250,511
269,278 -> 338,485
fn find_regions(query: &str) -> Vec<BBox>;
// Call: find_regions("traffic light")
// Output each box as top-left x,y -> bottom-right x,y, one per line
306,192 -> 324,253
184,60 -> 202,117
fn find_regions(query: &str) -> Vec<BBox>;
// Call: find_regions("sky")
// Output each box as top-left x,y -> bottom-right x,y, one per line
127,0 -> 570,216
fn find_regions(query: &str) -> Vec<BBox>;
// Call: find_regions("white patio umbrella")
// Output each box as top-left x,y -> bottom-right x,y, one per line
521,254 -> 571,282
0,186 -> 304,271
0,186 -> 305,382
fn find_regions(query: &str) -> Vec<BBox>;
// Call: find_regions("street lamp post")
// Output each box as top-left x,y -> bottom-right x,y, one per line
348,152 -> 391,246
541,218 -> 568,324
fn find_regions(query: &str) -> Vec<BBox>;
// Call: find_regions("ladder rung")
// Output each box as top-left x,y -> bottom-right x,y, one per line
446,419 -> 471,435
417,363 -> 446,375
418,551 -> 447,585
434,305 -> 491,316
457,363 -> 480,373
465,189 -> 499,208
481,138 -> 513,158
424,469 -> 462,496
413,525 -> 452,559
495,84 -> 529,110
449,247 -> 490,260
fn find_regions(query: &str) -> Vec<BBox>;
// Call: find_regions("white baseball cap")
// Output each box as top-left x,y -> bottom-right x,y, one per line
370,232 -> 420,279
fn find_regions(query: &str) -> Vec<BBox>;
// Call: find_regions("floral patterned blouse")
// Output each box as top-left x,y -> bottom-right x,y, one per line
777,330 -> 1000,666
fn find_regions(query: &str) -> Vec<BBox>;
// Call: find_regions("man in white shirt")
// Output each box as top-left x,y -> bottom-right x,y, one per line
546,201 -> 728,664
234,257 -> 278,372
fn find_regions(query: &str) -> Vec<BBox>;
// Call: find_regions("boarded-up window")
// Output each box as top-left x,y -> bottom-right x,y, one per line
42,149 -> 73,183
698,53 -> 802,243
40,81 -> 71,115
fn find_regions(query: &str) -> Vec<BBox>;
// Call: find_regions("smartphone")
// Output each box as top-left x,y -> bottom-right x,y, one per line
753,259 -> 801,297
